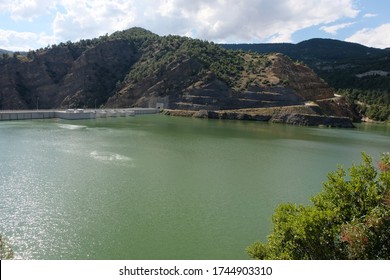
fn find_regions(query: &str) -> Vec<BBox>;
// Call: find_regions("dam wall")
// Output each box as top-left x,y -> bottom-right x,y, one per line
0,108 -> 159,121
0,110 -> 55,121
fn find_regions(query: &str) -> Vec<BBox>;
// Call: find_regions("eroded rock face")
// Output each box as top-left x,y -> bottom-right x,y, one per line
58,40 -> 137,108
0,40 -> 136,109
105,57 -> 207,108
106,52 -> 339,112
270,54 -> 334,101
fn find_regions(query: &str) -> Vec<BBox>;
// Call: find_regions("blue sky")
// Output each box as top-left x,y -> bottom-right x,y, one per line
1,0 -> 389,51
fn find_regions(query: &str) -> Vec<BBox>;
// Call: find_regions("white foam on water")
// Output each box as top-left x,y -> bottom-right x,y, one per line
57,124 -> 87,130
90,151 -> 134,165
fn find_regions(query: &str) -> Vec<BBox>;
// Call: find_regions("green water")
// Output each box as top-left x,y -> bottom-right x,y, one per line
0,116 -> 389,259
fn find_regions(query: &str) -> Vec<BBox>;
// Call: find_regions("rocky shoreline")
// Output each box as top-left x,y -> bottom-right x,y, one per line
163,106 -> 355,128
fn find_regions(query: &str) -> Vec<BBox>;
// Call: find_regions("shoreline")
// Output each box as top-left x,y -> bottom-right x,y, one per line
163,106 -> 355,128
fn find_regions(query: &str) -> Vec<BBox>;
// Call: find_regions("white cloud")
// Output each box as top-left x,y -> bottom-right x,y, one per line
363,13 -> 378,18
320,22 -> 355,35
51,0 -> 137,43
1,0 -> 361,50
139,0 -> 360,43
1,0 -> 55,21
37,33 -> 57,48
346,23 -> 390,49
49,0 -> 360,43
0,29 -> 38,51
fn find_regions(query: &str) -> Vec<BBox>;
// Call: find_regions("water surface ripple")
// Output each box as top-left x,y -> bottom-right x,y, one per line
0,116 -> 388,259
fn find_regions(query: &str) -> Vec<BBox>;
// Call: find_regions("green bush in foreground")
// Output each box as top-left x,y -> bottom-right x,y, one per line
248,153 -> 390,260
0,235 -> 14,260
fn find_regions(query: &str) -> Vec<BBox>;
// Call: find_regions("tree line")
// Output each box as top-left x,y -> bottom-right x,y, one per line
339,89 -> 390,121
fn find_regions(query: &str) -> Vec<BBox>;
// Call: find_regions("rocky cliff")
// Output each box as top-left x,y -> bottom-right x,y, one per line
0,39 -> 136,109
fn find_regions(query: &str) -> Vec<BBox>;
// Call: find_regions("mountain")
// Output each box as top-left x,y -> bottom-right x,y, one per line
0,49 -> 28,56
222,39 -> 390,90
222,39 -> 390,121
0,28 -> 353,126
0,49 -> 13,55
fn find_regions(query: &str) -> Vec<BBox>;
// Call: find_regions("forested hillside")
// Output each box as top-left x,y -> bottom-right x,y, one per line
222,39 -> 390,121
0,49 -> 12,56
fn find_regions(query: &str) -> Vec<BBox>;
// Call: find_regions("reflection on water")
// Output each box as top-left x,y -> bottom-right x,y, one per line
0,116 -> 389,259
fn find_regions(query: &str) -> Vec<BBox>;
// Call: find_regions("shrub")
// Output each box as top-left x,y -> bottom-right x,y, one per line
247,153 -> 390,260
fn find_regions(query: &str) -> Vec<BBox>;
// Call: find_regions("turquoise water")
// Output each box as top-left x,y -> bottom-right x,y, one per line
0,116 -> 389,259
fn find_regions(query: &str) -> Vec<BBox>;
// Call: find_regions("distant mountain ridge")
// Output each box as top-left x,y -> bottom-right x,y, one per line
221,38 -> 389,59
221,38 -> 390,89
221,39 -> 390,121
0,49 -> 13,55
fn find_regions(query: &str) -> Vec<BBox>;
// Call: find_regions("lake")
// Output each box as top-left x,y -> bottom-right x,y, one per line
0,116 -> 389,259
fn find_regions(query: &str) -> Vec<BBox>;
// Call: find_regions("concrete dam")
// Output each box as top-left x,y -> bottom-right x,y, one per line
0,108 -> 159,121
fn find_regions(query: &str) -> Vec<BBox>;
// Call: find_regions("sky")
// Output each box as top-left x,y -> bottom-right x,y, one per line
1,0 -> 390,51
